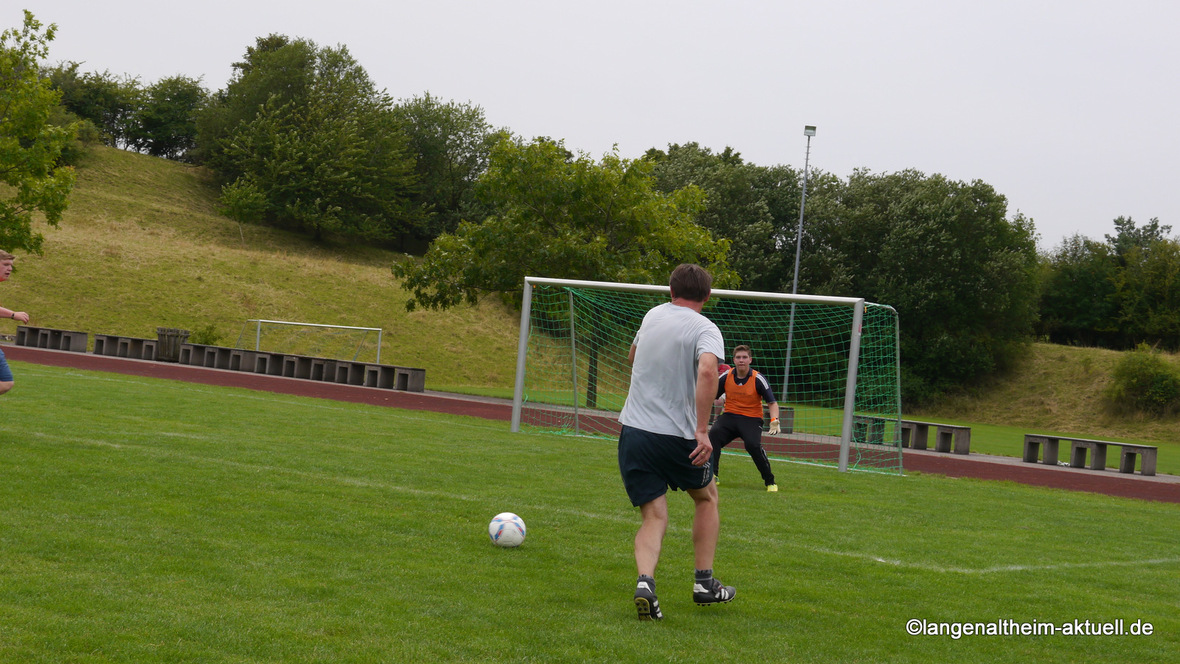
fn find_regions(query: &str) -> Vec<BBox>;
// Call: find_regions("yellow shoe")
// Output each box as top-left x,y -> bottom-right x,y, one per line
766,484 -> 778,492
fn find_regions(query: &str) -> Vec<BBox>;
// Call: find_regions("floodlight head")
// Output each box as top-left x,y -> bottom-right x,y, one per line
804,125 -> 816,137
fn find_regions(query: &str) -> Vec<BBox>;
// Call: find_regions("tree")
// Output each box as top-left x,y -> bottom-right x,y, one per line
1037,234 -> 1120,346
211,37 -> 420,244
647,143 -> 804,293
392,93 -> 506,241
1105,216 -> 1172,265
0,11 -> 77,254
800,170 -> 1040,403
1037,217 -> 1178,350
193,34 -> 316,169
1112,237 -> 1180,349
395,138 -> 735,406
128,75 -> 207,160
44,62 -> 140,149
395,138 -> 736,310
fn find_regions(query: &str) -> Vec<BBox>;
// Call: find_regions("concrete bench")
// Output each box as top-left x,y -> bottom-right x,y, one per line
16,325 -> 89,352
283,354 -> 315,379
1023,434 -> 1157,476
178,343 -> 211,366
853,415 -> 886,444
309,358 -> 337,382
93,334 -> 158,360
900,420 -> 971,454
177,344 -> 427,392
177,344 -> 240,371
228,349 -> 257,372
334,361 -> 368,386
179,344 -> 241,370
333,361 -> 426,392
252,351 -> 286,376
392,366 -> 426,392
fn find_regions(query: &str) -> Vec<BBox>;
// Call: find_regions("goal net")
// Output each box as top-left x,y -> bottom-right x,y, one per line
510,277 -> 902,474
233,319 -> 384,364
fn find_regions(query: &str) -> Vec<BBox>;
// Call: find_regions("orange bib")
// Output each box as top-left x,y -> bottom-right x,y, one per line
723,369 -> 765,418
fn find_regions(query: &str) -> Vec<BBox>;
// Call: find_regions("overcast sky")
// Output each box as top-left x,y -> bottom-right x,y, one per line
10,1 -> 1179,250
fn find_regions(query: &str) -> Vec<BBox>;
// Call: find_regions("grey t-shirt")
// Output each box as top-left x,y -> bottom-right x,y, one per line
618,302 -> 724,439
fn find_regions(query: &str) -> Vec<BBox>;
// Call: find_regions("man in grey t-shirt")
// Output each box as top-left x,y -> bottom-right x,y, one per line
618,264 -> 736,621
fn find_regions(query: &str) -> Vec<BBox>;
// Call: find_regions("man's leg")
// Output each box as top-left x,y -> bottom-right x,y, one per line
686,482 -> 735,605
709,414 -> 736,482
736,417 -> 776,488
708,432 -> 728,481
685,482 -> 719,571
635,494 -> 668,577
0,350 -> 13,395
634,495 -> 668,620
744,434 -> 777,487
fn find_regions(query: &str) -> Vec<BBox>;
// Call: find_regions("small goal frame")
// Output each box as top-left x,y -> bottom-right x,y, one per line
240,319 -> 384,364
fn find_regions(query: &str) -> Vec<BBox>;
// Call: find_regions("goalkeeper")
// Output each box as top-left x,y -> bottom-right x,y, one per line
709,345 -> 780,492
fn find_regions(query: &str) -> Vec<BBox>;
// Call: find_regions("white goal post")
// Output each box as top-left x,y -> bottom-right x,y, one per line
237,319 -> 384,364
510,276 -> 902,474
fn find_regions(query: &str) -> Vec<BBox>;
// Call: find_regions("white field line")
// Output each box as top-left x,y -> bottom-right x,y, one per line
16,424 -> 1180,577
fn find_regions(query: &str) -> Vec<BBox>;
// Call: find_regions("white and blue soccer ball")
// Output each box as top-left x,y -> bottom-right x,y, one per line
488,512 -> 526,547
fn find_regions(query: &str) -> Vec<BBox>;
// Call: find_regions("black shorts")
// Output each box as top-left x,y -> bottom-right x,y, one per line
618,425 -> 713,507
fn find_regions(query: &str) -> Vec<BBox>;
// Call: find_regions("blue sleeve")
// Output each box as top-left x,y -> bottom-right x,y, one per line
755,373 -> 776,404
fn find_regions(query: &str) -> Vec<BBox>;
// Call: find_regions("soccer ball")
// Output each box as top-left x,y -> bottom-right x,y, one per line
488,512 -> 526,547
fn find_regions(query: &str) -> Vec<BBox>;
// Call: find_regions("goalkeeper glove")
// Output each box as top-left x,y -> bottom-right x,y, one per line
768,418 -> 780,435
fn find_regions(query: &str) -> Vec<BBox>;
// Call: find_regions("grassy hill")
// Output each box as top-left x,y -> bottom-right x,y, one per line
7,146 -> 1178,450
913,343 -> 1179,445
5,146 -> 520,392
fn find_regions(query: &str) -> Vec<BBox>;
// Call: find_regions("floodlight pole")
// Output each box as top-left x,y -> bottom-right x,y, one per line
782,125 -> 815,399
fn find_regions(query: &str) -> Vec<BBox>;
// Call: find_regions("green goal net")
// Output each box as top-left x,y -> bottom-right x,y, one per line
510,278 -> 902,474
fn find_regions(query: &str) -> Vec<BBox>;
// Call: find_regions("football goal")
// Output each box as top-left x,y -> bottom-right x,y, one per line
510,277 -> 902,474
233,319 -> 384,364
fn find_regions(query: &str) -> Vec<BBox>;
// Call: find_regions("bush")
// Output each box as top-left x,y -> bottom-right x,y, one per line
1105,344 -> 1180,416
219,179 -> 268,224
48,106 -> 99,166
187,323 -> 223,346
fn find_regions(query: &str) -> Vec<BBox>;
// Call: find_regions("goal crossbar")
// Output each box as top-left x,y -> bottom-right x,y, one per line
512,276 -> 866,305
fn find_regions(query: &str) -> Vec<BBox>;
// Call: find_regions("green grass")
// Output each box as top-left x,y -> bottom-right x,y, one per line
2,362 -> 1177,663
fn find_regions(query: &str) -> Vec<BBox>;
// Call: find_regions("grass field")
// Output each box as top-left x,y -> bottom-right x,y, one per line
2,362 -> 1177,663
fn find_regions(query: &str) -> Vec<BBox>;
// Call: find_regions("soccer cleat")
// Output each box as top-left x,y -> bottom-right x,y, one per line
693,577 -> 736,606
635,578 -> 663,620
766,484 -> 778,492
